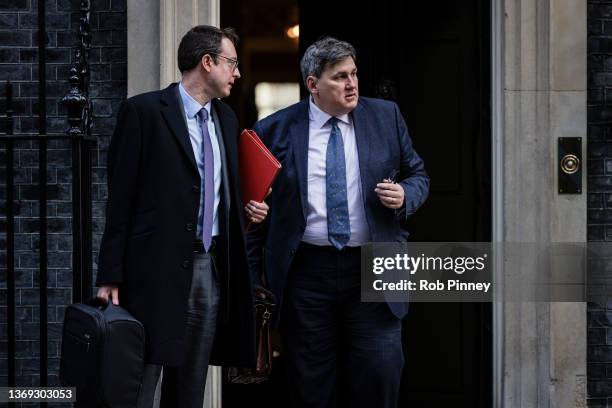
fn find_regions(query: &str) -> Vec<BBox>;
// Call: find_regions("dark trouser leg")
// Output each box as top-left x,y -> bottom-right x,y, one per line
135,364 -> 162,408
338,247 -> 404,408
160,252 -> 220,408
281,245 -> 340,408
343,301 -> 403,408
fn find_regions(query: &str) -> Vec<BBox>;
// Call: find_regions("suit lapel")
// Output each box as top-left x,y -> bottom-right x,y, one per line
212,99 -> 247,235
211,101 -> 231,216
351,101 -> 371,185
350,101 -> 374,229
160,84 -> 198,173
290,99 -> 311,221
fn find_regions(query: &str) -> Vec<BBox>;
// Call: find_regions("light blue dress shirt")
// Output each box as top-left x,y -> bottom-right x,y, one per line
178,82 -> 222,238
302,98 -> 369,246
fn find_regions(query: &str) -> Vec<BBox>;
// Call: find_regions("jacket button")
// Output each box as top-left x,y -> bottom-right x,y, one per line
181,260 -> 190,269
185,223 -> 194,232
290,249 -> 296,255
192,185 -> 200,194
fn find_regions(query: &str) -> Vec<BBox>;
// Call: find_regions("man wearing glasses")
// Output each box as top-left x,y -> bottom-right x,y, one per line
96,25 -> 268,407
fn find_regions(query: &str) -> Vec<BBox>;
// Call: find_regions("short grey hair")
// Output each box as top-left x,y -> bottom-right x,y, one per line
300,37 -> 356,87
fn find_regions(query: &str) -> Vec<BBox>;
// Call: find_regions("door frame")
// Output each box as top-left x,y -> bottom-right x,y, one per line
491,0 -> 504,406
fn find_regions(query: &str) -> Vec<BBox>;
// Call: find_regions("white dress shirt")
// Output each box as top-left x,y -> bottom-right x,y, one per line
178,82 -> 222,238
302,98 -> 369,247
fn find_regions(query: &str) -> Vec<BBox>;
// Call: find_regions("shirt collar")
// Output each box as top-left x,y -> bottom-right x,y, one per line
178,82 -> 212,120
308,97 -> 351,129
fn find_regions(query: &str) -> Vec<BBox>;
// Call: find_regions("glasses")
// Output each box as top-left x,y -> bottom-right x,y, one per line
209,53 -> 239,72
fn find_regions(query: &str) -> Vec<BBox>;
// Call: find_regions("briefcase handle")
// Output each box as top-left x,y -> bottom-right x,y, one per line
85,297 -> 113,310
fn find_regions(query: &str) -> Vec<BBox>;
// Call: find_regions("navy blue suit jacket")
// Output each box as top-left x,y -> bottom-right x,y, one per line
247,97 -> 429,321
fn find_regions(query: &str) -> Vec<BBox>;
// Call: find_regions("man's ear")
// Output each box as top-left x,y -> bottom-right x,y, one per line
306,76 -> 318,95
200,54 -> 214,73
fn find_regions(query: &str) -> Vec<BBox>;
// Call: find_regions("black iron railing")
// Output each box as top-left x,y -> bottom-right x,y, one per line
1,0 -> 95,400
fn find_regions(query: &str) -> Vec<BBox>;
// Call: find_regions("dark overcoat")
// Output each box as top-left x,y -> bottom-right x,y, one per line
97,83 -> 255,367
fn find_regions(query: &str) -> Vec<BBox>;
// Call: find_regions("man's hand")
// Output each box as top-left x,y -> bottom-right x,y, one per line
97,284 -> 119,305
375,182 -> 405,209
244,188 -> 272,223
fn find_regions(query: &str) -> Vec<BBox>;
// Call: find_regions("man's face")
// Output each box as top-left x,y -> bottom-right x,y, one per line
308,57 -> 358,116
205,37 -> 241,98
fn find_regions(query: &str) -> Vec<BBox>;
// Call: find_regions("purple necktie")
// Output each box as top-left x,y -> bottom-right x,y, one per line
197,108 -> 214,252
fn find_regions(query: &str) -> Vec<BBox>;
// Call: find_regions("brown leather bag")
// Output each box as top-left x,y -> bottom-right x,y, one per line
253,287 -> 274,376
227,286 -> 276,384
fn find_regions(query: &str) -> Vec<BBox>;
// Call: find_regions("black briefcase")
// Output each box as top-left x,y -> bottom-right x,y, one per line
60,298 -> 145,407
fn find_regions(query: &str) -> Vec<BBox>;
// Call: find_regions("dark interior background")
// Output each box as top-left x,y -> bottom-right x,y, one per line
221,0 -> 300,128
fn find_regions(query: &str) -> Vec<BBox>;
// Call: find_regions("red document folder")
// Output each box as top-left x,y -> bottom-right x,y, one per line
239,129 -> 282,228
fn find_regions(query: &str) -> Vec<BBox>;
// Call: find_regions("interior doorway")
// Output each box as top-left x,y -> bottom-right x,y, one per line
221,0 -> 492,406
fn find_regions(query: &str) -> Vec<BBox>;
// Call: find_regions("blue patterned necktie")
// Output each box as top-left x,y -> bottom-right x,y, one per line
326,117 -> 351,250
197,108 -> 214,252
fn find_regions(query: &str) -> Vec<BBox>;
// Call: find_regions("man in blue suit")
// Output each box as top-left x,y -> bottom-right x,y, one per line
247,37 -> 429,407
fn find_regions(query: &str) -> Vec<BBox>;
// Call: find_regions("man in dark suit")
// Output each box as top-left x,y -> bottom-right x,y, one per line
247,37 -> 429,407
95,25 -> 269,408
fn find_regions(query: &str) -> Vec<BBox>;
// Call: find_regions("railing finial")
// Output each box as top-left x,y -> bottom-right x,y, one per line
61,0 -> 92,136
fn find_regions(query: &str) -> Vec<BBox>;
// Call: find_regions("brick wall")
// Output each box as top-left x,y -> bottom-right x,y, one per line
0,0 -> 126,395
588,1 -> 612,406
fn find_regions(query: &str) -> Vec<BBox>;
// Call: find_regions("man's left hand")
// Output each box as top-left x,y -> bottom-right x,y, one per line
375,182 -> 405,209
245,200 -> 269,223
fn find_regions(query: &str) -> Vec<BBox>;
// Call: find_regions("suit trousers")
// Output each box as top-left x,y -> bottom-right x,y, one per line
280,242 -> 404,408
135,250 -> 220,408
